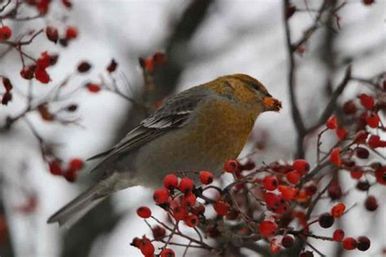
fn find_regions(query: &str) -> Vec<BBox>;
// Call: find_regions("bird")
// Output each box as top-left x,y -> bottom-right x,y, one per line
47,73 -> 281,227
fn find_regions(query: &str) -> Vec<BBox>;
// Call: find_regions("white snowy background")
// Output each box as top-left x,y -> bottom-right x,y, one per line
0,0 -> 385,257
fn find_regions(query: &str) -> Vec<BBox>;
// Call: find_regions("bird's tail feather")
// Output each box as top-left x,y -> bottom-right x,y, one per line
47,183 -> 107,228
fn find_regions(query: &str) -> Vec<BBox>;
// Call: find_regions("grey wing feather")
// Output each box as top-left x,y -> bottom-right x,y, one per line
87,87 -> 210,171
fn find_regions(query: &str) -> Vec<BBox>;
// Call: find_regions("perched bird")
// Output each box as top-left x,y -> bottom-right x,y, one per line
47,74 -> 281,227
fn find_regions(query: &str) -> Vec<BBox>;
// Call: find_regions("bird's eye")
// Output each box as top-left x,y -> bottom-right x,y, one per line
251,83 -> 269,96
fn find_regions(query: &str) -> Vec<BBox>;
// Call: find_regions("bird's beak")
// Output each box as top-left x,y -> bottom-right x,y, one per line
263,96 -> 282,112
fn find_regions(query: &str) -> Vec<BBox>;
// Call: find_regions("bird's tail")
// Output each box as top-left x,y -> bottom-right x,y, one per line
47,183 -> 107,228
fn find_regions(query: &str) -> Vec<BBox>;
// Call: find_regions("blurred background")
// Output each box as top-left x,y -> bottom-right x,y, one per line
0,0 -> 385,256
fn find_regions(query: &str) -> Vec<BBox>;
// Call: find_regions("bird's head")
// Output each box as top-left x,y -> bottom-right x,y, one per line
208,73 -> 282,114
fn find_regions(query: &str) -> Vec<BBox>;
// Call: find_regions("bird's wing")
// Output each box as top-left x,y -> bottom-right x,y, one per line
87,87 -> 210,171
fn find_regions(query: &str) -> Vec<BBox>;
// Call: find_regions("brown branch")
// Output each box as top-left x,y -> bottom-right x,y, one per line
283,0 -> 307,158
0,0 -> 11,13
151,216 -> 213,250
307,65 -> 352,132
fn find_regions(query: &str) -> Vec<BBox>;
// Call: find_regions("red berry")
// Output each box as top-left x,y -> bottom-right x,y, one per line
68,158 -> 84,171
48,160 -> 62,175
278,185 -> 297,201
160,248 -> 175,257
179,177 -> 194,193
357,236 -> 370,251
1,91 -> 12,105
292,159 -> 310,175
359,94 -> 374,110
20,66 -> 35,80
286,170 -> 301,184
86,83 -> 101,93
36,51 -> 52,69
356,147 -> 369,159
331,202 -> 345,218
329,147 -> 341,166
77,61 -> 92,73
326,115 -> 337,129
64,169 -> 77,182
333,229 -> 345,241
65,26 -> 78,40
263,175 -> 278,191
153,188 -> 169,205
183,213 -> 199,227
139,237 -> 155,256
304,183 -> 317,196
45,26 -> 58,43
259,220 -> 277,237
354,130 -> 368,144
336,127 -> 348,140
264,192 -> 287,213
181,192 -> 196,207
213,200 -> 230,216
366,113 -> 380,128
328,182 -> 342,200
106,59 -> 118,73
343,100 -> 357,115
62,0 -> 72,8
368,135 -> 381,148
136,206 -> 151,218
224,159 -> 240,173
281,235 -> 294,248
356,181 -> 370,191
191,203 -> 205,216
318,212 -> 335,228
0,26 -> 12,41
35,67 -> 50,84
365,195 -> 378,211
152,225 -> 166,240
241,161 -> 255,170
163,174 -> 179,189
350,168 -> 363,179
342,237 -> 357,250
375,167 -> 386,185
130,237 -> 142,247
362,0 -> 375,5
172,205 -> 187,221
36,0 -> 50,14
199,170 -> 214,185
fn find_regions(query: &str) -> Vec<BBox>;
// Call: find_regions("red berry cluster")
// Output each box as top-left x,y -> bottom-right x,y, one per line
48,158 -> 84,182
132,149 -> 381,255
131,235 -> 176,257
45,25 -> 78,46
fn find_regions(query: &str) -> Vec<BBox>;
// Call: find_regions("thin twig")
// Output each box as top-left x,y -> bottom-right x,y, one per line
291,1 -> 329,51
307,66 -> 352,132
306,177 -> 334,219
